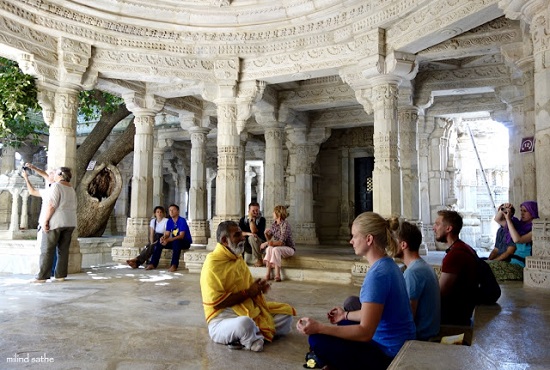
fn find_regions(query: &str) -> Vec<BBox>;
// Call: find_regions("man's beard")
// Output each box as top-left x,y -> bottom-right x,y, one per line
435,233 -> 447,243
227,239 -> 245,256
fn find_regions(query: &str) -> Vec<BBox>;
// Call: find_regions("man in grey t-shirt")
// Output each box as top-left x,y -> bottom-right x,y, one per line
396,221 -> 441,340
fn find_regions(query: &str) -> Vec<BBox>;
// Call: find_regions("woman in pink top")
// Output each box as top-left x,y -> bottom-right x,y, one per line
261,205 -> 295,282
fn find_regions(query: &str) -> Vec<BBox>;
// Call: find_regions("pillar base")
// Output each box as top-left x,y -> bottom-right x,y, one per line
121,217 -> 149,248
293,222 -> 319,245
189,219 -> 209,245
524,257 -> 550,289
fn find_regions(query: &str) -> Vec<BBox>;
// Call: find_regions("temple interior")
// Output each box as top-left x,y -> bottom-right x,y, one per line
1,0 -> 550,368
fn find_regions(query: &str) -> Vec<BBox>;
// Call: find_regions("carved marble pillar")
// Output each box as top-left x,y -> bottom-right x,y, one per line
516,1 -> 550,289
520,66 -> 537,202
244,165 -> 256,208
427,117 -> 452,223
455,125 -> 481,249
189,127 -> 211,244
506,103 -> 526,206
399,107 -> 420,220
48,88 -> 80,171
8,188 -> 21,232
239,134 -> 247,216
286,126 -> 329,244
262,124 -> 286,218
19,190 -> 29,230
46,87 -> 82,273
208,100 -> 241,249
121,93 -> 165,248
206,168 -> 217,221
0,146 -> 16,228
255,167 -> 264,211
176,164 -> 188,216
152,139 -> 172,209
370,76 -> 402,217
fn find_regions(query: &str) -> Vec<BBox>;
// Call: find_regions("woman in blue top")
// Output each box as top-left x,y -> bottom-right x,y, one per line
297,212 -> 416,370
502,201 -> 538,267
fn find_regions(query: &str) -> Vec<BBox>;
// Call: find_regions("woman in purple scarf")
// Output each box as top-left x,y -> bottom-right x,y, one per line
502,201 -> 539,267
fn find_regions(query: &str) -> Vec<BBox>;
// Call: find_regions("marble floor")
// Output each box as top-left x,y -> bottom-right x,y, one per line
1,263 -> 549,370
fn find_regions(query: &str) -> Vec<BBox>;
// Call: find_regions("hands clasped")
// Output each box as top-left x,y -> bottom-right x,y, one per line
248,278 -> 271,297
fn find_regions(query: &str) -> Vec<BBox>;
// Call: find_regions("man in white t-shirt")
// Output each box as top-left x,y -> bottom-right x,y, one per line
22,163 -> 56,276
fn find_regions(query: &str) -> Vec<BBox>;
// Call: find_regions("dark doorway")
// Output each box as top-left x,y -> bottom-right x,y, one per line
354,157 -> 374,216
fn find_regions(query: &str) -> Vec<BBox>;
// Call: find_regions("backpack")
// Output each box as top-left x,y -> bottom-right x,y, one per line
467,246 -> 501,305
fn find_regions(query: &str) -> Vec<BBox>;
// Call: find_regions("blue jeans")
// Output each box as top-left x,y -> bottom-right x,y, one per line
149,239 -> 190,268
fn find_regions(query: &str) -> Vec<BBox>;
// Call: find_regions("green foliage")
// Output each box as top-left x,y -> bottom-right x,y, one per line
0,57 -> 45,147
0,57 -> 125,146
79,90 -> 124,123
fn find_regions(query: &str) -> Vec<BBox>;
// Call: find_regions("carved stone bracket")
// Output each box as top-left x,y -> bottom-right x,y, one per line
123,92 -> 165,115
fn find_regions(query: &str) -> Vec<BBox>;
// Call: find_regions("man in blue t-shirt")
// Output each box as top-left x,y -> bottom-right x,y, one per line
396,221 -> 441,340
147,204 -> 192,272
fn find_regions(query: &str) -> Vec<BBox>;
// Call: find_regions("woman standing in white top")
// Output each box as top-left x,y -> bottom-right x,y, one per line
33,167 -> 77,283
126,206 -> 168,268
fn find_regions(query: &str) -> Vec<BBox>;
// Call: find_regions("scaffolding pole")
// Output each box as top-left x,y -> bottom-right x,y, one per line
466,122 -> 496,209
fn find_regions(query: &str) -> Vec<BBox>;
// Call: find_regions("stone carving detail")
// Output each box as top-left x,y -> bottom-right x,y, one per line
214,58 -> 239,81
388,0 -> 498,49
322,126 -> 374,149
4,0 -> 380,54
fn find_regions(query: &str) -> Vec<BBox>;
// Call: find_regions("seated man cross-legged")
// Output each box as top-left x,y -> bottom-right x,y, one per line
146,204 -> 192,272
200,221 -> 296,352
396,221 -> 441,341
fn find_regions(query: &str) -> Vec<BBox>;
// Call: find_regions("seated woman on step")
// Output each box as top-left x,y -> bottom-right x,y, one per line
261,205 -> 295,282
490,201 -> 538,281
126,206 -> 168,269
296,212 -> 415,370
502,201 -> 538,267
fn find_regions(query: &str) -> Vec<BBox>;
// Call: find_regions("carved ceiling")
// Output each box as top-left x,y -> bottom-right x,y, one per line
0,0 -> 529,141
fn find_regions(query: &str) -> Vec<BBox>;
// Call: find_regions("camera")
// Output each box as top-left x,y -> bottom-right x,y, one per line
22,166 -> 29,171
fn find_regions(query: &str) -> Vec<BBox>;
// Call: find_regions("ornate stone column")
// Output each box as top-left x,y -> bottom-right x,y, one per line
19,190 -> 29,230
0,146 -> 16,228
501,0 -> 550,288
455,123 -> 481,249
255,166 -> 264,211
176,161 -> 189,215
260,121 -> 286,218
417,115 -> 436,250
244,164 -> 256,208
427,117 -> 453,224
399,107 -> 420,220
286,125 -> 330,244
152,139 -> 172,209
206,168 -> 217,221
189,126 -> 211,244
8,188 -> 21,232
208,99 -> 241,248
370,75 -> 402,217
121,93 -> 165,248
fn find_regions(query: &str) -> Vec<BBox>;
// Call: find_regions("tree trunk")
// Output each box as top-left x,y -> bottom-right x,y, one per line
77,162 -> 123,237
75,113 -> 135,237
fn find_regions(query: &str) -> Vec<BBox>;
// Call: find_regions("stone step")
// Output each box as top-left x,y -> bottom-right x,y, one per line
184,249 -> 358,285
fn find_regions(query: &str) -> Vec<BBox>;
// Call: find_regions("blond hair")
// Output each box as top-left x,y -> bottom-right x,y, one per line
273,205 -> 289,220
353,212 -> 400,257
